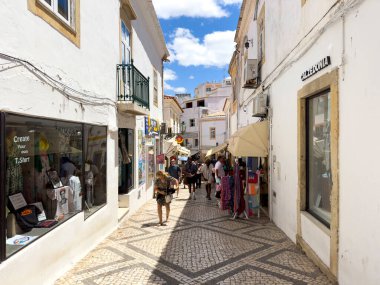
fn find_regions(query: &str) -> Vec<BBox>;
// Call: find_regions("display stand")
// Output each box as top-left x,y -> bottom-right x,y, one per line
246,163 -> 261,218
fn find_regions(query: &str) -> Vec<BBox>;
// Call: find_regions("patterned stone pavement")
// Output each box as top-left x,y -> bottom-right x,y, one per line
55,187 -> 332,285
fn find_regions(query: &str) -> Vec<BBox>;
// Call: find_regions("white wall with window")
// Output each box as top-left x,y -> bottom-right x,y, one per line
200,118 -> 226,151
232,1 -> 380,284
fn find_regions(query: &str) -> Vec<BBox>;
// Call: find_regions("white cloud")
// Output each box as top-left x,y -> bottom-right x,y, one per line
165,82 -> 186,93
163,68 -> 186,93
168,28 -> 235,68
152,0 -> 234,19
189,75 -> 195,80
164,68 -> 177,81
219,0 -> 242,5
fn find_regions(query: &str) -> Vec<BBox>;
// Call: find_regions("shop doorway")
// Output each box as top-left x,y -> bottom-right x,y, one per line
118,128 -> 134,195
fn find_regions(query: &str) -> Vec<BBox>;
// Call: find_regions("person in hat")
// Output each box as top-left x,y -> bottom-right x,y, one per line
167,159 -> 181,197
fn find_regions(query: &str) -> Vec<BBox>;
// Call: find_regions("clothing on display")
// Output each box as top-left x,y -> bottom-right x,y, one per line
220,176 -> 232,211
69,175 -> 82,211
233,162 -> 246,215
47,186 -> 74,219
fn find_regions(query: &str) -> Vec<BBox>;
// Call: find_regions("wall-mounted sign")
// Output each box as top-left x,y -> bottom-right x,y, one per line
145,117 -> 159,136
175,135 -> 184,144
301,56 -> 331,81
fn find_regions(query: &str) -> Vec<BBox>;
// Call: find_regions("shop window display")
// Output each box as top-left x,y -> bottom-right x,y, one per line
1,114 -> 107,260
306,91 -> 331,226
83,125 -> 107,219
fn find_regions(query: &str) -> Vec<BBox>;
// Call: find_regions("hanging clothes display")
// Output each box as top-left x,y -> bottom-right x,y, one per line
233,161 -> 246,215
220,176 -> 231,211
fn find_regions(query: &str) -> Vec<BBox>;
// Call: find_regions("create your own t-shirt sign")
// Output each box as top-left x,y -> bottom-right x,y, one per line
9,130 -> 34,165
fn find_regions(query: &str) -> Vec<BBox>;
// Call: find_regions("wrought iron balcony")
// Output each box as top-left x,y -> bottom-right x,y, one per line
117,61 -> 150,110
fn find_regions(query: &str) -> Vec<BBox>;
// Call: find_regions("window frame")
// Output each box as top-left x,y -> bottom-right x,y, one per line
210,127 -> 216,139
305,90 -> 331,228
0,112 -> 108,262
197,100 -> 205,107
0,113 -> 5,262
189,119 -> 195,127
121,20 -> 131,65
28,0 -> 80,47
297,68 -> 339,277
153,69 -> 158,107
38,0 -> 73,29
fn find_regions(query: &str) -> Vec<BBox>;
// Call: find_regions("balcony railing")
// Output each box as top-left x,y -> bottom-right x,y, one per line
117,61 -> 150,110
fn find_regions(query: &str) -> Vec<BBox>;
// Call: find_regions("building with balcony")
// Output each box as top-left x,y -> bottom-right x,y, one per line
0,1 -> 167,284
116,0 -> 169,215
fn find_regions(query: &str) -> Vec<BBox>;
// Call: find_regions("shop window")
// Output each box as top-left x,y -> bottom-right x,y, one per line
83,125 -> 107,219
1,113 -> 107,259
210,127 -> 216,139
4,114 -> 83,258
118,128 -> 134,194
190,119 -> 195,127
146,144 -> 155,187
306,91 -> 331,226
186,102 -> 193,109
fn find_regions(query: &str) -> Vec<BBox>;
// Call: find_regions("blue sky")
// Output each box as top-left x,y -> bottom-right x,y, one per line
152,0 -> 242,96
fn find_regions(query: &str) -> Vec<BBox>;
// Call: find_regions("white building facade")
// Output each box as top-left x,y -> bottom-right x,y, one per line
163,95 -> 183,135
0,1 -> 167,284
229,0 -> 380,284
181,80 -> 231,158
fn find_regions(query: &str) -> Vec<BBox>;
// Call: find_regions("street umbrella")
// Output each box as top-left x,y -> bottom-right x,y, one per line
228,120 -> 268,157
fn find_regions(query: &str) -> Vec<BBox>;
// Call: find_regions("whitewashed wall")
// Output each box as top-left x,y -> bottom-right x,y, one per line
200,119 -> 226,149
0,1 -> 120,285
251,0 -> 380,284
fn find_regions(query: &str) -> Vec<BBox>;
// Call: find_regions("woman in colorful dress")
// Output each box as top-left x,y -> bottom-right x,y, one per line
154,171 -> 178,226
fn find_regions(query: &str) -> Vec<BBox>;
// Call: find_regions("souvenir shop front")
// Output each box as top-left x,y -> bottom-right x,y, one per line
220,120 -> 269,218
0,112 -> 108,262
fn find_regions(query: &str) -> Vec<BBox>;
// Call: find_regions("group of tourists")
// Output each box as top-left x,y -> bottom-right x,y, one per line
154,155 -> 227,226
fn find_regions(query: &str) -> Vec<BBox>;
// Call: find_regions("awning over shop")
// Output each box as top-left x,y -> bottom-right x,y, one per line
178,146 -> 191,156
205,142 -> 228,158
228,120 -> 268,157
164,137 -> 180,157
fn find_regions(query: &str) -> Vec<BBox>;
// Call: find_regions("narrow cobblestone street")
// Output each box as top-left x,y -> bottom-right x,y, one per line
55,187 -> 332,285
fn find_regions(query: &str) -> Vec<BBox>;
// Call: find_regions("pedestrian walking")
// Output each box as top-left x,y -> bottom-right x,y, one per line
154,171 -> 178,226
184,157 -> 198,200
214,155 -> 226,199
201,159 -> 214,200
196,162 -> 202,189
167,159 -> 181,197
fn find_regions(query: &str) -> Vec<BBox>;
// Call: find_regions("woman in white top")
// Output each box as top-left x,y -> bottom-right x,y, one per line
201,159 -> 214,200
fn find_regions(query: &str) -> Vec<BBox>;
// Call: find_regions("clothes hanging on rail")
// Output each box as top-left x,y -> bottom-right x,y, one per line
233,162 -> 246,215
220,176 -> 231,211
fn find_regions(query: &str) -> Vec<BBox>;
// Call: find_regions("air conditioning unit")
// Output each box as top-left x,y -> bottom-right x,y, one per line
252,93 -> 268,117
201,109 -> 209,116
243,59 -> 258,88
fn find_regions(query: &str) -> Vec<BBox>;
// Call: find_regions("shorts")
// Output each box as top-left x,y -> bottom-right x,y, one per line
184,176 -> 196,185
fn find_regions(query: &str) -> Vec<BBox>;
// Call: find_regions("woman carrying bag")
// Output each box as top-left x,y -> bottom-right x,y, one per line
154,171 -> 178,226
